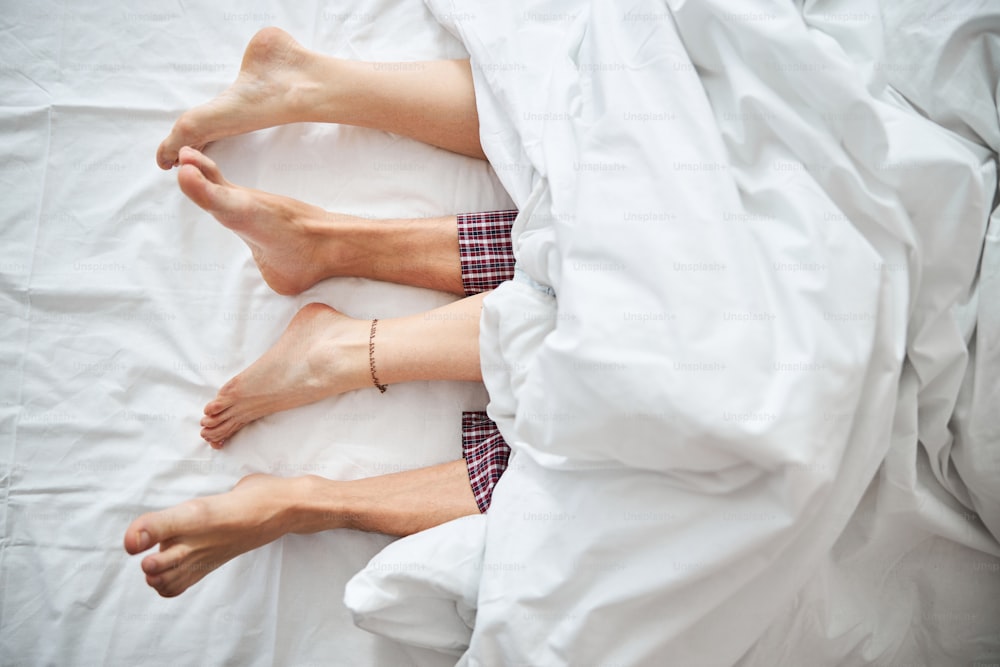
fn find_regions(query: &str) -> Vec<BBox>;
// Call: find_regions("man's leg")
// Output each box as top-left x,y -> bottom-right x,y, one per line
199,291 -> 486,446
123,461 -> 478,598
176,147 -> 465,295
157,27 -> 484,169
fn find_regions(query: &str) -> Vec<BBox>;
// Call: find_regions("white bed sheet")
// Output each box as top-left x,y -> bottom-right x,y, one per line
0,2 -> 512,665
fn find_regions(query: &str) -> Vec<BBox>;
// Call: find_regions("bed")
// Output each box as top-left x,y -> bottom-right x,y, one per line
2,1 -> 999,666
1,2 -> 510,665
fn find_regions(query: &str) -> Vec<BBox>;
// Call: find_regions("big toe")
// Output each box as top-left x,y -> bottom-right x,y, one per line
156,113 -> 204,169
177,163 -> 218,210
156,139 -> 179,170
124,517 -> 157,555
178,162 -> 251,229
157,130 -> 194,171
125,502 -> 202,555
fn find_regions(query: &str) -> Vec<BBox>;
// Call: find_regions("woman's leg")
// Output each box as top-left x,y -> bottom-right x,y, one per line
124,461 -> 479,598
157,27 -> 484,168
199,291 -> 487,446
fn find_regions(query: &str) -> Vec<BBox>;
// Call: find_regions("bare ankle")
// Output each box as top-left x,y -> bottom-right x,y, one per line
313,212 -> 380,280
323,315 -> 372,393
291,475 -> 356,533
296,55 -> 350,124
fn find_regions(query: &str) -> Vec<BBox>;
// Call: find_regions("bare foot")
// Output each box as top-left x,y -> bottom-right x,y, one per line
198,303 -> 370,447
177,146 -> 363,295
156,27 -> 324,170
124,474 -> 332,597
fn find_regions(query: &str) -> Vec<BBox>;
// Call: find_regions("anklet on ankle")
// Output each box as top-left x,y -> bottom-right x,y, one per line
369,319 -> 387,393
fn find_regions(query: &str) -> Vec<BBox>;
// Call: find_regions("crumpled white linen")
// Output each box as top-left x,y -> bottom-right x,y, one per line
344,0 -> 1000,664
344,515 -> 485,656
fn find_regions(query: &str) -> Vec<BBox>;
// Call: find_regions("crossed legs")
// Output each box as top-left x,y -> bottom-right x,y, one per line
175,146 -> 487,446
127,29 -> 501,597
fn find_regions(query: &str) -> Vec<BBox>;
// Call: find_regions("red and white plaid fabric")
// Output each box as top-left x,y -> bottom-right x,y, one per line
461,411 -> 511,513
457,209 -> 517,512
457,209 -> 518,295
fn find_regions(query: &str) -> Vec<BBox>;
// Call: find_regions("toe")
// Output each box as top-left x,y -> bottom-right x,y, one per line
178,147 -> 226,185
200,425 -> 226,445
177,145 -> 197,165
157,116 -> 198,170
149,574 -> 187,598
200,410 -> 229,428
125,520 -> 163,556
202,419 -> 240,444
177,163 -> 217,210
149,552 -> 219,597
203,398 -> 232,417
177,164 -> 249,229
125,500 -> 209,557
124,520 -> 154,555
141,542 -> 191,576
156,141 -> 178,170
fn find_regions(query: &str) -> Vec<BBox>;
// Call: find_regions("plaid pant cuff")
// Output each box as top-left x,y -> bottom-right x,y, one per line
461,411 -> 512,513
457,210 -> 518,295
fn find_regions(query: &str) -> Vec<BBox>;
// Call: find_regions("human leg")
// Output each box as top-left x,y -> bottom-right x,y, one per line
199,291 -> 485,446
177,147 -> 465,295
157,27 -> 483,169
123,460 -> 478,597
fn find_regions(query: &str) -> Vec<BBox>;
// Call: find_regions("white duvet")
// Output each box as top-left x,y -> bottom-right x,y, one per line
347,1 -> 1000,664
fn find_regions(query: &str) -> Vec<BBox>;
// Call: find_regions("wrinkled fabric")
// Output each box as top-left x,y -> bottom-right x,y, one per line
411,0 -> 1000,664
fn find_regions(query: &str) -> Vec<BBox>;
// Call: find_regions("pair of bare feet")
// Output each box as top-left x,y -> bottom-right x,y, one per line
178,146 -> 373,446
126,28 -> 471,597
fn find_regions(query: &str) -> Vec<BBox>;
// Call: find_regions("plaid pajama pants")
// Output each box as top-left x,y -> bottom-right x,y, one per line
457,209 -> 517,512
